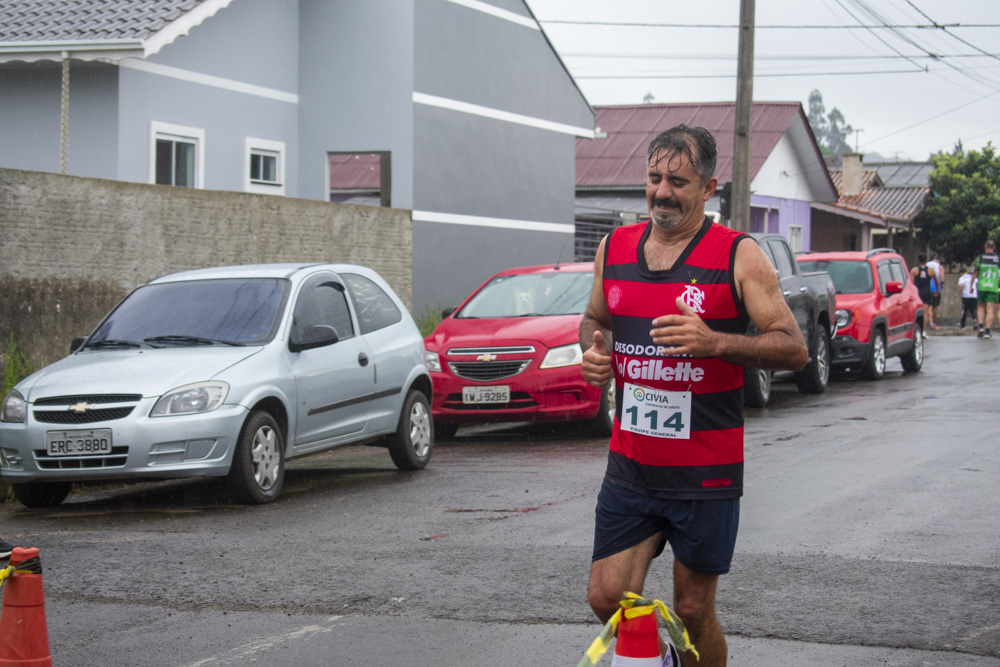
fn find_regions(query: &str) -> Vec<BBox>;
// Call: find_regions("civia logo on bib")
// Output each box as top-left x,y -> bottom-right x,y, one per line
681,282 -> 706,314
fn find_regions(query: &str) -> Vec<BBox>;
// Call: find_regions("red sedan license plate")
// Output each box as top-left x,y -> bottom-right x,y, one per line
46,429 -> 113,456
462,386 -> 510,404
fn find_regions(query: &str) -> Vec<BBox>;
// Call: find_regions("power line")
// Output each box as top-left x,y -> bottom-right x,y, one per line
537,19 -> 1000,29
575,68 -> 926,80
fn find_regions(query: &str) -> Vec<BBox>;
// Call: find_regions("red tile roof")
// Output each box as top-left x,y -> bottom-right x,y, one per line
576,102 -> 812,188
329,153 -> 381,190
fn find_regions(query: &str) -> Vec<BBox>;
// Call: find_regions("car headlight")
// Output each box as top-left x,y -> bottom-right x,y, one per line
150,382 -> 229,417
425,350 -> 441,373
1,390 -> 26,423
835,309 -> 852,330
540,343 -> 583,369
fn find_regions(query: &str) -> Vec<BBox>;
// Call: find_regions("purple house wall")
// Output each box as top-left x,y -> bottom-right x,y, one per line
749,195 -> 812,251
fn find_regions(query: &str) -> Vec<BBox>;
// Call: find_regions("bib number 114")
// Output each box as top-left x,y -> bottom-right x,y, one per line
620,383 -> 692,440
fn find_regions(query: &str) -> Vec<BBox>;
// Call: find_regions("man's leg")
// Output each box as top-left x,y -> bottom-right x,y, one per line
588,532 -> 662,622
674,559 -> 726,666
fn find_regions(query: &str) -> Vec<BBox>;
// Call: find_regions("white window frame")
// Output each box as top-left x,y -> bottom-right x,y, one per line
789,225 -> 803,254
150,121 -> 205,189
245,137 -> 286,195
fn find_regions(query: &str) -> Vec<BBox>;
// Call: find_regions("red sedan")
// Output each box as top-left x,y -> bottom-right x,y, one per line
423,262 -> 613,438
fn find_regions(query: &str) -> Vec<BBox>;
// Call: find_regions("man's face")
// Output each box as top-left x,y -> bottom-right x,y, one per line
645,147 -> 717,231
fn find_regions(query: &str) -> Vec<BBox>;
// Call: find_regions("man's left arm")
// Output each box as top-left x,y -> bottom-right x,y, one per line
649,238 -> 808,371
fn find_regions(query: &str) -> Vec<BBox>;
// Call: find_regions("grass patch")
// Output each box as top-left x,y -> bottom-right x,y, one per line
415,303 -> 451,338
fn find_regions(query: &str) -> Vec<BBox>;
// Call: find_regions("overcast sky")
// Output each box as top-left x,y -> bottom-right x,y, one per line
525,0 -> 1000,162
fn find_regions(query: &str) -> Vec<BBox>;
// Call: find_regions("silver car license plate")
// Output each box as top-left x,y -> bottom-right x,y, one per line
46,429 -> 113,456
462,386 -> 510,404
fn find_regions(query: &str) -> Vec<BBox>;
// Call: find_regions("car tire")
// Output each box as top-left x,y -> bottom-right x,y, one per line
901,321 -> 924,372
590,382 -> 616,436
795,326 -> 830,394
12,481 -> 72,508
388,390 -> 433,471
434,423 -> 459,440
743,367 -> 771,407
227,411 -> 285,505
862,329 -> 887,380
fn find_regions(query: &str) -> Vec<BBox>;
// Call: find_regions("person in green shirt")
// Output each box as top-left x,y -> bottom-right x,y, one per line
973,239 -> 1000,339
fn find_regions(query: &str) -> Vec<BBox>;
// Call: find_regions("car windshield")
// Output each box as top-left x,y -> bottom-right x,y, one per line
88,278 -> 288,347
799,260 -> 874,294
457,271 -> 593,318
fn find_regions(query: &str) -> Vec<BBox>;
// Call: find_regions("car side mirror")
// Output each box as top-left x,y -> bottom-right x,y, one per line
442,306 -> 457,318
289,324 -> 339,352
885,281 -> 903,295
70,337 -> 86,353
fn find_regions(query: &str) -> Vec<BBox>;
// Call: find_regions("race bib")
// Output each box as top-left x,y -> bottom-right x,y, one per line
620,383 -> 691,440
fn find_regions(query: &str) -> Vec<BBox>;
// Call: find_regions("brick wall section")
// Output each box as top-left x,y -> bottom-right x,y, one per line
0,168 -> 412,372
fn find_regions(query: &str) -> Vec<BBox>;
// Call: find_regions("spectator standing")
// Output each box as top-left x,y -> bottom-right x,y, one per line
911,254 -> 937,328
958,267 -> 978,329
927,255 -> 944,329
973,240 -> 1000,339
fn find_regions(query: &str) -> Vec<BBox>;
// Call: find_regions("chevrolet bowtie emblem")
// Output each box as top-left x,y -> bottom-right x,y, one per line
476,354 -> 498,362
68,402 -> 93,413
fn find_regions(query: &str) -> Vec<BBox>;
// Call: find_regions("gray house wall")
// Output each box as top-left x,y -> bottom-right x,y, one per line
117,0 -> 301,194
0,63 -> 119,178
297,0 -> 415,205
410,0 -> 594,313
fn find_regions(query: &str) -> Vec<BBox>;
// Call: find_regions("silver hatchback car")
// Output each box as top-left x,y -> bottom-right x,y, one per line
0,263 -> 433,506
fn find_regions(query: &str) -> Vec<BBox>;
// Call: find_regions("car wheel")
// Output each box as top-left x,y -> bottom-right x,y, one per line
12,481 -> 72,508
388,390 -> 433,471
743,367 -> 771,407
901,322 -> 924,372
434,423 -> 459,440
862,329 -> 887,380
227,411 -> 285,504
795,326 -> 830,394
590,382 -> 616,436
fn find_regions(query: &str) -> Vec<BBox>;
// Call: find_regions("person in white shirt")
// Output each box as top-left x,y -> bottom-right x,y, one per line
958,266 -> 978,329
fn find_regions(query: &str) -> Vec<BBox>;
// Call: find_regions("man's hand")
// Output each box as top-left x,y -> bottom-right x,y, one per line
582,330 -> 612,387
649,297 -> 720,358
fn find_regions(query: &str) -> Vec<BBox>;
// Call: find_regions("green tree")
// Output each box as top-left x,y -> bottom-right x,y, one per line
807,89 -> 854,155
916,142 -> 1000,264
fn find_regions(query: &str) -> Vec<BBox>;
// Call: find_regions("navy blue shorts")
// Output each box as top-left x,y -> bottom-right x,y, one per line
592,480 -> 740,575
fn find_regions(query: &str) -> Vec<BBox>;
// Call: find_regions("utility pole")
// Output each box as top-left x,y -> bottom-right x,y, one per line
731,0 -> 755,232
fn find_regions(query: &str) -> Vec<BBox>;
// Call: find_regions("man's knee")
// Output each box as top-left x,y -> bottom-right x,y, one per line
588,582 -> 624,622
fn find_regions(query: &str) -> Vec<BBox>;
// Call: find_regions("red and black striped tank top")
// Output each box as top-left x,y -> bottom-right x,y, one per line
602,217 -> 750,499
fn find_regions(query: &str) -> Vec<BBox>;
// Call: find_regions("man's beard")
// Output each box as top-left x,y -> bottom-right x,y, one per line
649,197 -> 683,230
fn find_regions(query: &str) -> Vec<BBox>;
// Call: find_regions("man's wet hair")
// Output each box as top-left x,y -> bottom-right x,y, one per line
646,125 -> 717,185
987,239 -> 996,250
918,253 -> 927,263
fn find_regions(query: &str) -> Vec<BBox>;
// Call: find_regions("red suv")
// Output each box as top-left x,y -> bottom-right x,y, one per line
796,249 -> 925,379
423,262 -> 612,438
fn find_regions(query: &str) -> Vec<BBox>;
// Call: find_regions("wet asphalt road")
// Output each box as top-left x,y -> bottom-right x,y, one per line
1,333 -> 998,666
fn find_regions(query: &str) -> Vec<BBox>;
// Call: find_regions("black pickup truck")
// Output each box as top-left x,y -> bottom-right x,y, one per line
744,233 -> 837,407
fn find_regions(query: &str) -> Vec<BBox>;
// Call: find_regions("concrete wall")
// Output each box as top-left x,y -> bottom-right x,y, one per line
0,168 -> 412,372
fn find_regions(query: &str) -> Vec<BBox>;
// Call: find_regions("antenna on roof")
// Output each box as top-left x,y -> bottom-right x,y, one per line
554,245 -> 565,270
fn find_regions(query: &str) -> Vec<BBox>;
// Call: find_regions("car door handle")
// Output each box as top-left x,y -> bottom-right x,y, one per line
799,286 -> 808,292
782,290 -> 791,296
358,352 -> 369,367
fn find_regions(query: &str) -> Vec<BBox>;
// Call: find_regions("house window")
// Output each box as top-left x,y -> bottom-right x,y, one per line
246,138 -> 286,195
789,225 -> 803,253
150,122 -> 205,188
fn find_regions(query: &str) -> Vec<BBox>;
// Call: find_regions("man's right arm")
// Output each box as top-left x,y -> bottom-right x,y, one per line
580,235 -> 613,388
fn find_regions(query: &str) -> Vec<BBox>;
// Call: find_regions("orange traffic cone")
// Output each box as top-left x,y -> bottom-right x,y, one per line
0,547 -> 52,667
611,611 -> 661,666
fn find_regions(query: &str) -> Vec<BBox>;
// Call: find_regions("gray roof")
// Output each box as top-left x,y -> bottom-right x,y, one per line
865,162 -> 934,188
0,0 -> 203,42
